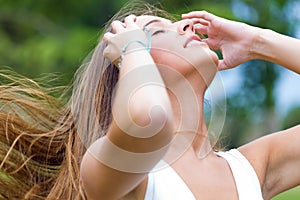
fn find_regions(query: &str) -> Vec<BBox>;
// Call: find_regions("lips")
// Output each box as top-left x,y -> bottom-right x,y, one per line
184,35 -> 202,48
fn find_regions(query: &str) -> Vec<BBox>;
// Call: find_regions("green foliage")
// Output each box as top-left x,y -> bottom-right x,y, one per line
211,0 -> 298,148
282,106 -> 300,129
1,0 -> 299,140
0,0 -> 126,84
1,0 -> 300,198
272,186 -> 300,200
0,0 -> 299,140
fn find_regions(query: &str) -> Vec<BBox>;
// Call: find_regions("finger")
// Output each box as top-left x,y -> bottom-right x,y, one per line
194,24 -> 208,35
124,14 -> 137,27
217,60 -> 230,71
103,32 -> 114,43
182,11 -> 212,20
182,11 -> 214,21
103,46 -> 112,59
192,18 -> 209,26
111,20 -> 126,33
103,45 -> 118,62
201,38 -> 209,44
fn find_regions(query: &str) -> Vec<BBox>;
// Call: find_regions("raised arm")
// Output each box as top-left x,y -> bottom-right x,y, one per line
182,11 -> 300,73
184,10 -> 300,199
252,28 -> 300,74
80,15 -> 174,199
236,124 -> 300,199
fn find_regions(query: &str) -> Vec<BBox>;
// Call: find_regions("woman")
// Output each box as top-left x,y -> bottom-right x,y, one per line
81,12 -> 221,200
81,5 -> 300,200
0,2 -> 209,199
81,4 -> 300,200
1,2 -> 299,200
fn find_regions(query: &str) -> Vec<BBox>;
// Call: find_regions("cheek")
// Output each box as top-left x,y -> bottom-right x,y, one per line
151,47 -> 218,86
150,38 -> 180,64
151,49 -> 183,65
150,38 -> 218,86
150,46 -> 193,75
183,48 -> 218,85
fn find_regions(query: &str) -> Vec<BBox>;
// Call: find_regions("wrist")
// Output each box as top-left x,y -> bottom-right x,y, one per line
125,40 -> 149,53
118,40 -> 149,68
248,27 -> 263,60
118,29 -> 152,68
249,28 -> 276,61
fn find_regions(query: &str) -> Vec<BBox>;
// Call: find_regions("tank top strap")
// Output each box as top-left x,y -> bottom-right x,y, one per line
144,161 -> 196,200
216,149 -> 264,200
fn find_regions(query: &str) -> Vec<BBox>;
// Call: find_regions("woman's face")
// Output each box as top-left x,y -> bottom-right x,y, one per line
135,15 -> 219,86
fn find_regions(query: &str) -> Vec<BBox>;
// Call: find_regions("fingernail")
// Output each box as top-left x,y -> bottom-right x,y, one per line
194,24 -> 201,28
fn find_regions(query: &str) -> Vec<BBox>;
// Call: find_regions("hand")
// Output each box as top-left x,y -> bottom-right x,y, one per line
182,11 -> 259,70
103,15 -> 149,64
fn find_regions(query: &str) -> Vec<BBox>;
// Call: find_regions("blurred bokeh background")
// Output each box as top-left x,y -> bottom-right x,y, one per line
0,0 -> 299,199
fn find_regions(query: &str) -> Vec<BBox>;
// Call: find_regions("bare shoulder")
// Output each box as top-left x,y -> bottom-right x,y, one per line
238,125 -> 300,198
237,135 -> 271,188
121,178 -> 148,200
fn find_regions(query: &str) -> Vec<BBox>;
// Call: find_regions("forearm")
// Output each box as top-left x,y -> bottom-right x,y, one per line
108,44 -> 173,167
119,43 -> 170,110
115,43 -> 173,144
251,28 -> 300,74
81,45 -> 174,199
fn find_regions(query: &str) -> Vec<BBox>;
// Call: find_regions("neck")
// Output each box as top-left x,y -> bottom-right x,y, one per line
165,78 -> 213,161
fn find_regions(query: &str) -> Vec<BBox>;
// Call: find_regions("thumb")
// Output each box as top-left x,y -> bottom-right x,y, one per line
217,60 -> 230,71
201,38 -> 217,51
201,38 -> 209,45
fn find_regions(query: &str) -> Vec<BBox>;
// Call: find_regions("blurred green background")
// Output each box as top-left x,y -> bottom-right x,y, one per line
0,0 -> 299,199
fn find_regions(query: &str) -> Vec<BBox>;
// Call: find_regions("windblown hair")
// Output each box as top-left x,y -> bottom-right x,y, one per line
0,1 -> 175,199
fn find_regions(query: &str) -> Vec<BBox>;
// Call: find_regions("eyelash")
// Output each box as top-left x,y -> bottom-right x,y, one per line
152,30 -> 166,36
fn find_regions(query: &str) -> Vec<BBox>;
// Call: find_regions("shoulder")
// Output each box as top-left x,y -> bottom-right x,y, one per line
121,178 -> 148,200
237,136 -> 271,189
237,126 -> 300,198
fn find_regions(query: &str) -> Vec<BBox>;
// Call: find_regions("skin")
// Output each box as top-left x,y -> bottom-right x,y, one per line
81,12 -> 300,200
182,11 -> 300,73
183,11 -> 300,199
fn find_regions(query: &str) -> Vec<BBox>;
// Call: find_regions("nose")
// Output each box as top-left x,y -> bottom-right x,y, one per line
177,19 -> 194,35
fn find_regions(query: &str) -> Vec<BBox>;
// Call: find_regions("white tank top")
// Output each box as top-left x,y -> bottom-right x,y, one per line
144,149 -> 263,200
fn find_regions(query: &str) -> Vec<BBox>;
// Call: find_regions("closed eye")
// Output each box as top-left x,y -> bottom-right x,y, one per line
152,30 -> 166,36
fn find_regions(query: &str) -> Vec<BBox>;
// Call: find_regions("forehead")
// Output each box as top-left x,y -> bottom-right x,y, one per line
135,15 -> 171,27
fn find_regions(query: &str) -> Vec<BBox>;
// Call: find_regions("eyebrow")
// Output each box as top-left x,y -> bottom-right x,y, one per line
143,19 -> 162,27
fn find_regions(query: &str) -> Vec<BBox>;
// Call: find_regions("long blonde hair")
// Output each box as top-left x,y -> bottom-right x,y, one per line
0,1 -> 174,199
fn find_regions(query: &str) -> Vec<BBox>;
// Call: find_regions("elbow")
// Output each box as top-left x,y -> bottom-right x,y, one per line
112,86 -> 173,140
128,99 -> 173,139
112,70 -> 173,139
111,84 -> 174,148
80,153 -> 99,200
131,87 -> 172,131
131,101 -> 171,128
80,152 -> 118,200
